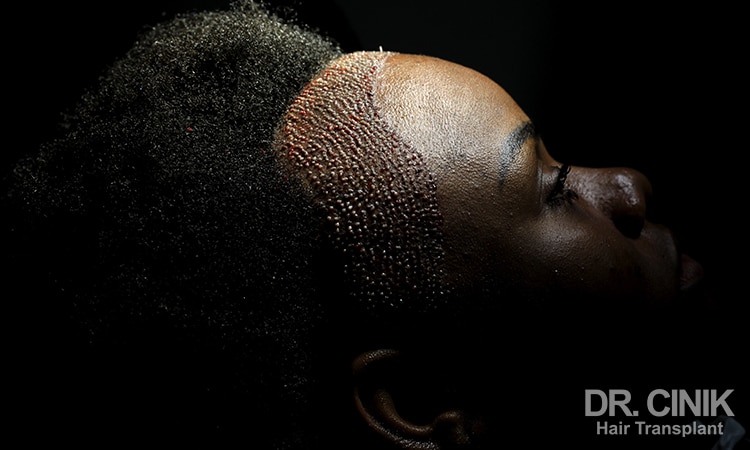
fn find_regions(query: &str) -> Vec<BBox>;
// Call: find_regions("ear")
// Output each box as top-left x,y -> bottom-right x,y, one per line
352,349 -> 480,449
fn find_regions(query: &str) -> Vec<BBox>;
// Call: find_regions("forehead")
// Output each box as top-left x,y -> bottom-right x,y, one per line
374,54 -> 529,169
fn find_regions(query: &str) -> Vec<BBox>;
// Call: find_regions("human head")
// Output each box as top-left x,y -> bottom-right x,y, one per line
269,48 -> 706,448
6,1 -> 705,448
277,49 -> 701,315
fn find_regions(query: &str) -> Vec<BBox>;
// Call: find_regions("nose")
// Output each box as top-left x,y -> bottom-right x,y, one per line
570,167 -> 653,238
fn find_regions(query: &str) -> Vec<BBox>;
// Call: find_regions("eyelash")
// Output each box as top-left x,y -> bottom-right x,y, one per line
547,164 -> 578,206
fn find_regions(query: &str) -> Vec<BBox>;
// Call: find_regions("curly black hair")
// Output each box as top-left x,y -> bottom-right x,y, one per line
5,0 -> 472,446
6,1 -> 351,446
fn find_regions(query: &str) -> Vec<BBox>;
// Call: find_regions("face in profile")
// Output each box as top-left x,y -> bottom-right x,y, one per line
275,51 -> 708,448
11,5 -> 723,448
374,53 -> 699,310
313,52 -> 711,449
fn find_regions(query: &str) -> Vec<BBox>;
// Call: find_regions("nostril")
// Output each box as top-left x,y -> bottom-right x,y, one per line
612,214 -> 645,239
572,167 -> 652,238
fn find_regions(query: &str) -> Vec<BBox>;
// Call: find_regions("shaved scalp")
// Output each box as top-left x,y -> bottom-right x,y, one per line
276,52 -> 447,314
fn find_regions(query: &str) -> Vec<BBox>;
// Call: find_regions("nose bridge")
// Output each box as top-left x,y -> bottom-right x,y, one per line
574,166 -> 653,238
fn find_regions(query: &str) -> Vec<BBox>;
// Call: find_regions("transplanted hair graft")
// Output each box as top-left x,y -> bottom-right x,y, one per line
275,51 -> 446,314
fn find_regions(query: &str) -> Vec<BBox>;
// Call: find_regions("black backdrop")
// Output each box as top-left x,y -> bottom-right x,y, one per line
4,1 -> 746,447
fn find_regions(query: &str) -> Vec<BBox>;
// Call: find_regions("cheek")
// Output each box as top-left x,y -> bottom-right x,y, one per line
520,218 -> 610,281
514,214 -> 646,297
442,193 -> 680,307
517,212 -> 679,306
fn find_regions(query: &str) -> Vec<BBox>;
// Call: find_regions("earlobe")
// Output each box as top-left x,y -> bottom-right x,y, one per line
352,349 -> 475,449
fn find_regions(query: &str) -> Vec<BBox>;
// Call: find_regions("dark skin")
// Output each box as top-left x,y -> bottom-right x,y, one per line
347,53 -> 707,448
7,3 -> 741,446
375,53 -> 700,309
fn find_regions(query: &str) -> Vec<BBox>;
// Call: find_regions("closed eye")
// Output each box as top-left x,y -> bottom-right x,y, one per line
547,164 -> 578,206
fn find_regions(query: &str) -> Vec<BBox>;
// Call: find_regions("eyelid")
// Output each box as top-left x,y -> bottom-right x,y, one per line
546,164 -> 568,197
536,162 -> 558,211
546,164 -> 578,206
555,164 -> 572,191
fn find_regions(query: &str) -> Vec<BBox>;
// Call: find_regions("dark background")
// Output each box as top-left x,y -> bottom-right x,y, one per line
4,0 -> 746,447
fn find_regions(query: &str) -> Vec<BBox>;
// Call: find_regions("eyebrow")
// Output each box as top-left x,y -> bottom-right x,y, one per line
498,121 -> 536,190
